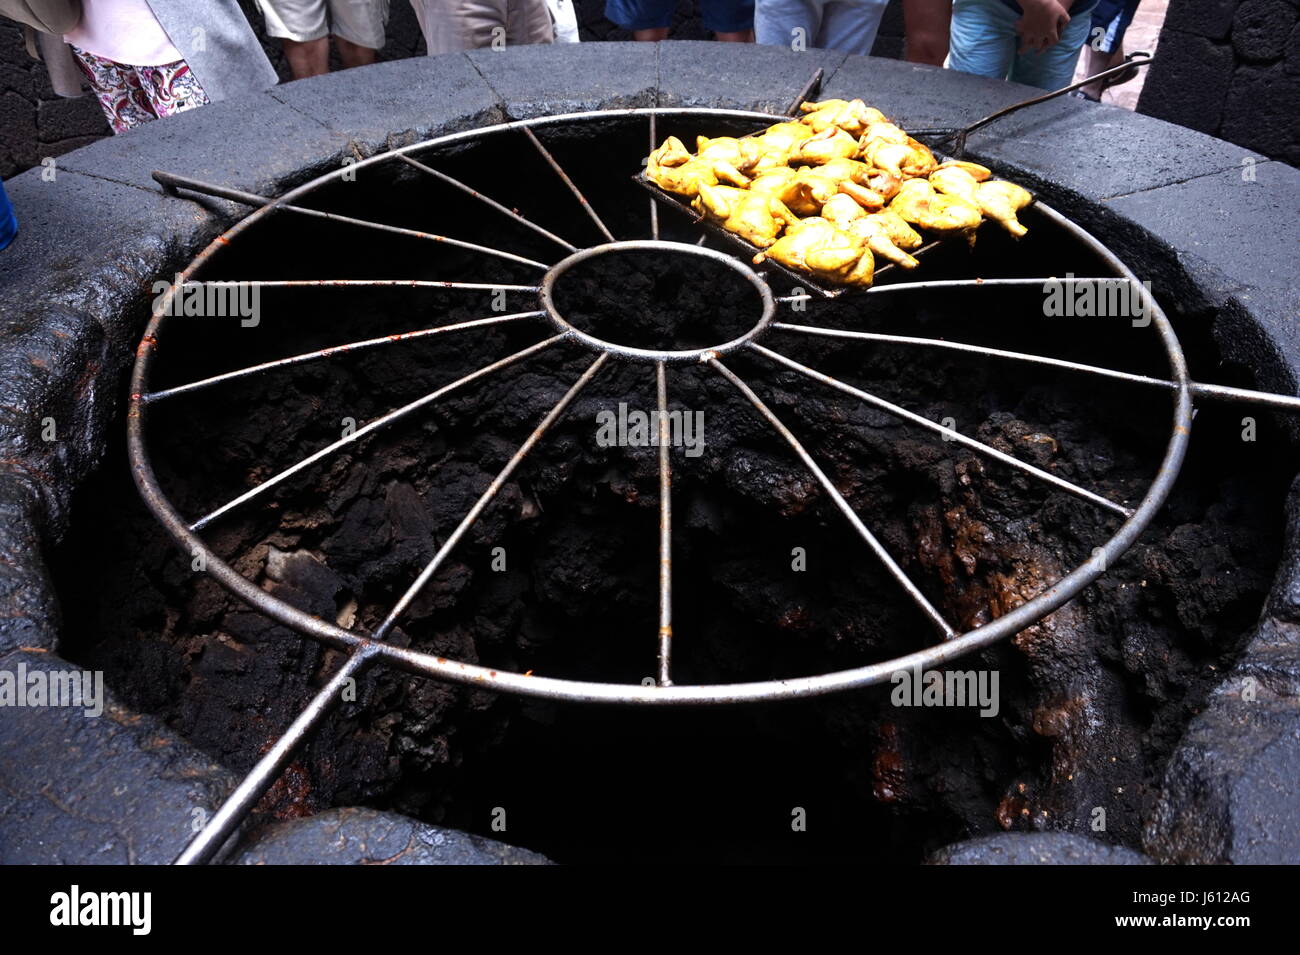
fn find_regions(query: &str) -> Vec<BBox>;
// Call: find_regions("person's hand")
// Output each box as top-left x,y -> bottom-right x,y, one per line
1015,0 -> 1071,54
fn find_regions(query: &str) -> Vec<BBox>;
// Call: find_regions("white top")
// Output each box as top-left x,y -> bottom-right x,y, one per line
64,0 -> 183,67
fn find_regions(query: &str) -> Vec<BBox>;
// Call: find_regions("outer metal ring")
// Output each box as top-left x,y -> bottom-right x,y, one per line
127,108 -> 1193,705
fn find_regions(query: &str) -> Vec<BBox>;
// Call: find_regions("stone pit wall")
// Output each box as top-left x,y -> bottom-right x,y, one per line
1138,0 -> 1300,165
0,0 -> 908,179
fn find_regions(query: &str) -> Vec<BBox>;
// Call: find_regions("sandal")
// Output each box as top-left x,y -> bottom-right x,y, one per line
1101,51 -> 1149,92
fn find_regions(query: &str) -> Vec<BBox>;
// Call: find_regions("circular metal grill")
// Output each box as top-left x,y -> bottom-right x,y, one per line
126,108 -> 1300,863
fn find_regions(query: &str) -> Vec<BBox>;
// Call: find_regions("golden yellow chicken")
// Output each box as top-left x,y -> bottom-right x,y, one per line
858,122 -> 937,179
821,195 -> 923,268
646,135 -> 749,197
741,121 -> 815,169
695,135 -> 756,172
747,167 -> 803,206
888,177 -> 982,238
788,158 -> 884,214
976,180 -> 1033,237
790,127 -> 861,165
797,98 -> 886,136
755,217 -> 876,288
933,160 -> 992,182
928,165 -> 982,208
851,216 -> 923,269
693,183 -> 799,248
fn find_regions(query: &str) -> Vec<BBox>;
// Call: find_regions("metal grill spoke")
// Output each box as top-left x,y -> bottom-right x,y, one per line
749,343 -> 1133,517
778,276 -> 1123,303
156,171 -> 552,271
773,323 -> 1300,411
395,153 -> 580,253
521,125 -> 617,243
709,356 -> 957,641
143,311 -> 544,404
187,279 -> 539,292
648,114 -> 660,241
371,353 -> 610,642
656,361 -> 674,687
175,647 -> 375,865
188,335 -> 564,532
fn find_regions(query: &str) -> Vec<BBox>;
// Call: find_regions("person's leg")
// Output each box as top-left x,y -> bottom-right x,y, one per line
1008,0 -> 1096,89
136,60 -> 212,120
606,0 -> 677,39
902,0 -> 952,65
258,0 -> 332,78
69,46 -> 150,133
701,0 -> 755,40
754,0 -> 822,50
946,0 -> 1018,80
816,0 -> 890,54
281,37 -> 330,76
506,0 -> 557,45
329,0 -> 389,67
1077,0 -> 1136,98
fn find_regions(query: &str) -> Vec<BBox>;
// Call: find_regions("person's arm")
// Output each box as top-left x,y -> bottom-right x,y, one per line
1015,0 -> 1070,53
902,0 -> 952,66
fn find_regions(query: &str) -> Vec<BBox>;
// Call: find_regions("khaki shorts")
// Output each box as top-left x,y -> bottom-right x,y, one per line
410,0 -> 554,54
258,0 -> 391,49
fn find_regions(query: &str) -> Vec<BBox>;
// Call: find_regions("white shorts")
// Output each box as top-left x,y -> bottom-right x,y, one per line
258,0 -> 391,49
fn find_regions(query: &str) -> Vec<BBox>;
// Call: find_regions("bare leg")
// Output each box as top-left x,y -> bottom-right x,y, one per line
335,36 -> 378,69
633,27 -> 671,41
902,0 -> 952,65
714,30 -> 755,41
281,37 -> 330,79
282,37 -> 330,79
1079,44 -> 1124,100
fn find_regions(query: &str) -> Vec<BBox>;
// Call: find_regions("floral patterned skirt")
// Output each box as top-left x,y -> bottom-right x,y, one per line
70,46 -> 212,135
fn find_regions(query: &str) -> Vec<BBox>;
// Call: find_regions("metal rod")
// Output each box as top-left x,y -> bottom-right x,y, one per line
143,312 -> 543,404
775,277 -> 1119,303
152,171 -> 549,271
750,343 -> 1133,517
907,52 -> 1154,155
394,153 -> 578,252
184,279 -> 538,292
709,357 -> 956,640
189,336 -> 564,531
174,648 -> 374,865
521,126 -> 617,243
785,68 -> 826,117
772,323 -> 1300,413
372,353 -> 610,641
648,113 -> 660,241
656,361 -> 673,687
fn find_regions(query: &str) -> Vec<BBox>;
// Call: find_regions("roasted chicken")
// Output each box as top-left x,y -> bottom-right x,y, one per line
693,183 -> 799,248
755,217 -> 875,288
642,101 -> 1032,289
820,195 -> 923,268
787,158 -> 884,214
790,127 -> 861,166
646,135 -> 749,197
976,180 -> 1033,237
889,177 -> 982,238
798,98 -> 886,136
858,122 -> 937,179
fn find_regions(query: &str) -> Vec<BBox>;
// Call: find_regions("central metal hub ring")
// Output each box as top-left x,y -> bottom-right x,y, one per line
539,239 -> 776,363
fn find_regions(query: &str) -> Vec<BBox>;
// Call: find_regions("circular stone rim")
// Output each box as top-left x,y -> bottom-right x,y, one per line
538,239 -> 777,363
126,107 -> 1193,705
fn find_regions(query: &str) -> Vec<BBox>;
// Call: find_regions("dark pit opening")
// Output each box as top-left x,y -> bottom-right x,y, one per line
53,115 -> 1300,864
548,246 -> 764,353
